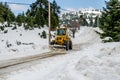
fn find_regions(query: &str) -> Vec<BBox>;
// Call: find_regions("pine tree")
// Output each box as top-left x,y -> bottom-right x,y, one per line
26,16 -> 34,29
93,16 -> 98,27
35,8 -> 46,28
99,0 -> 120,42
26,0 -> 60,29
35,9 -> 41,26
0,2 -> 15,23
16,14 -> 23,26
79,15 -> 88,26
41,30 -> 47,38
0,3 -> 5,22
28,0 -> 48,27
51,0 -> 61,30
89,16 -> 93,27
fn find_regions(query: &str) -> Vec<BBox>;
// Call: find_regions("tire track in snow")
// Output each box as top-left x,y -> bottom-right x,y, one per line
0,43 -> 88,75
0,49 -> 66,70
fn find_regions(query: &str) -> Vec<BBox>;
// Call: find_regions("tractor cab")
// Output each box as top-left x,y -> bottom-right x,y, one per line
56,28 -> 66,35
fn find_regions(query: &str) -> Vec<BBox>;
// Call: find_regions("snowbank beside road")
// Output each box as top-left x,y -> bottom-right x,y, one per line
72,26 -> 102,50
73,27 -> 102,45
41,42 -> 120,80
0,26 -> 50,60
66,42 -> 120,80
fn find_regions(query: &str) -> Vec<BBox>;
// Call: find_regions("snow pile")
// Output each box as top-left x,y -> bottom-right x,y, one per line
41,42 -> 120,80
69,43 -> 120,80
73,26 -> 102,45
0,26 -> 50,60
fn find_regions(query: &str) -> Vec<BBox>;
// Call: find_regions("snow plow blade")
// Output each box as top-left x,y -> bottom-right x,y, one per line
49,45 -> 66,51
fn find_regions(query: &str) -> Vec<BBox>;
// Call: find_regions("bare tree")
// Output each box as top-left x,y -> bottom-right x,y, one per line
67,20 -> 81,38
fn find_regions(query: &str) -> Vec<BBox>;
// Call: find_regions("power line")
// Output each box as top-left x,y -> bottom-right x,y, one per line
2,1 -> 76,12
1,1 -> 103,12
60,8 -> 76,12
3,2 -> 31,5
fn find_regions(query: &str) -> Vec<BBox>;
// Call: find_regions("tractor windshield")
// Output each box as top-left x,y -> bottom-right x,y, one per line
57,29 -> 66,35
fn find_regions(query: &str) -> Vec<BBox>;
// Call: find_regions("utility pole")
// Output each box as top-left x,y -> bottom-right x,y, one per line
48,2 -> 51,45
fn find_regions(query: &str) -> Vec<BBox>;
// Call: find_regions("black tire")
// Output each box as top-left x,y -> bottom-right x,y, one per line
50,41 -> 55,45
69,41 -> 72,50
65,41 -> 69,51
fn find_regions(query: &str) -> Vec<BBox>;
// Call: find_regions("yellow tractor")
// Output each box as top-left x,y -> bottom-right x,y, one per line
50,27 -> 72,50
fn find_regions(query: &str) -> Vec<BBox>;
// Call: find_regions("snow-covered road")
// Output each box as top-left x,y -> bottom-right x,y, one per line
0,44 -> 81,79
0,50 -> 63,68
0,43 -> 82,75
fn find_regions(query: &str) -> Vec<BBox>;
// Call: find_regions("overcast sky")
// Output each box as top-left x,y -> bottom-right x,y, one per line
0,0 -> 108,15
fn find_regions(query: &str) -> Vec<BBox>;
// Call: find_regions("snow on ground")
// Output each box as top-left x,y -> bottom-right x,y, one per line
0,26 -> 120,80
73,27 -> 102,45
0,25 -> 50,60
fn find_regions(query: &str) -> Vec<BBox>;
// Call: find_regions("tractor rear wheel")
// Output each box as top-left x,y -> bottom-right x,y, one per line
69,41 -> 72,50
65,41 -> 69,51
